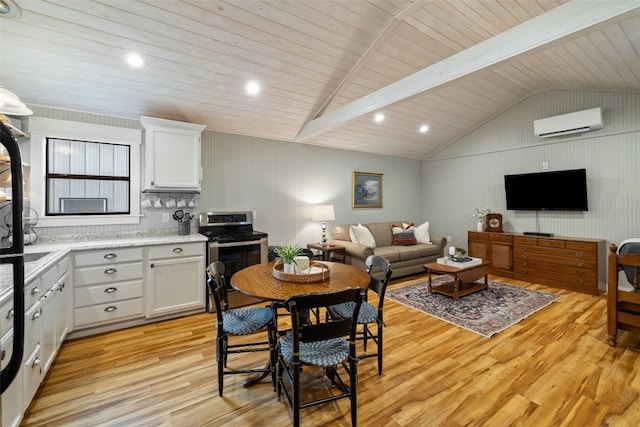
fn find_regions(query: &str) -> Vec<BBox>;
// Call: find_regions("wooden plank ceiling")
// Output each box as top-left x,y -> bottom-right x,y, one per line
1,0 -> 639,159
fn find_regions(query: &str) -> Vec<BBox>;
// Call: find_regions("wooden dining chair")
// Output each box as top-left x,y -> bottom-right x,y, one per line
277,288 -> 365,427
206,262 -> 276,396
327,255 -> 392,375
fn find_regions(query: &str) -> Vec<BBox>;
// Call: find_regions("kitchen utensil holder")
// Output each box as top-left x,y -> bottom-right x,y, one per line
178,220 -> 191,235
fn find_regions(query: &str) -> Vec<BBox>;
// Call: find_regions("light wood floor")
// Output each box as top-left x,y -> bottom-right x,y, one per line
21,274 -> 640,426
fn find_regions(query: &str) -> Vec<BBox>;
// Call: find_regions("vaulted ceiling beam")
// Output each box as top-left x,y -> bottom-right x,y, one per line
295,0 -> 640,141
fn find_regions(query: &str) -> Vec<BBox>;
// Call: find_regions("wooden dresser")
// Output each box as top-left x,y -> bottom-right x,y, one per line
468,231 -> 605,295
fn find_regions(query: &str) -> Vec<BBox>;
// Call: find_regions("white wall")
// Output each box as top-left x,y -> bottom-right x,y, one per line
200,131 -> 424,246
423,89 -> 640,251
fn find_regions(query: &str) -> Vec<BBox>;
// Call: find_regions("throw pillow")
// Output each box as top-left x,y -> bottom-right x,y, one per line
414,221 -> 431,244
392,223 -> 417,245
350,224 -> 376,248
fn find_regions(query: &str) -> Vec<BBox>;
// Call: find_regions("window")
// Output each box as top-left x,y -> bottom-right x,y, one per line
28,117 -> 141,227
46,138 -> 131,215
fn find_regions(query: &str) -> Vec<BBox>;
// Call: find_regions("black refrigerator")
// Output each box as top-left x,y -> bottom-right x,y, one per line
0,119 -> 25,398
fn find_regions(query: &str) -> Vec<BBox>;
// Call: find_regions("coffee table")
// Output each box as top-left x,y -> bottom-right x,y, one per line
424,260 -> 491,300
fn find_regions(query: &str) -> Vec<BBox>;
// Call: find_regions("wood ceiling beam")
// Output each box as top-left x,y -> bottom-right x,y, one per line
310,0 -> 425,120
295,0 -> 640,141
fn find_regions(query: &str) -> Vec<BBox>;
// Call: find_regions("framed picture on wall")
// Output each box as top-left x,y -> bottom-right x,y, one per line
352,171 -> 383,208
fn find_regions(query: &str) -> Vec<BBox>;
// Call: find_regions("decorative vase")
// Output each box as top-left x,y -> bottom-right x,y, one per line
476,221 -> 483,231
283,263 -> 295,274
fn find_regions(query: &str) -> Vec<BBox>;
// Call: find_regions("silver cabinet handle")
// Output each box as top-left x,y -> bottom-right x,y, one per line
172,247 -> 183,253
104,287 -> 118,293
32,357 -> 41,368
32,311 -> 41,320
104,268 -> 117,274
31,287 -> 40,295
104,306 -> 117,312
104,253 -> 117,259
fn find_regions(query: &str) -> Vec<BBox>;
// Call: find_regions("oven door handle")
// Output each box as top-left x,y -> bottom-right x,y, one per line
209,239 -> 265,248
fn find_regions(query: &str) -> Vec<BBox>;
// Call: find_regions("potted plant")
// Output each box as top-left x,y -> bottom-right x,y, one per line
454,247 -> 467,260
275,244 -> 302,273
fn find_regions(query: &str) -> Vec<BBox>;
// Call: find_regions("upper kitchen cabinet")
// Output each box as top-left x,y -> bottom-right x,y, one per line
141,116 -> 206,192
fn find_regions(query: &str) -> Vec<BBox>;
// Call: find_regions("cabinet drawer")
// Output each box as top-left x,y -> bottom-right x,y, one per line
148,242 -> 203,259
75,280 -> 144,308
25,277 -> 44,309
515,245 -> 597,261
1,294 -> 14,338
74,262 -> 143,286
538,239 -> 565,248
74,298 -> 144,328
514,252 -> 597,269
23,344 -> 42,406
74,248 -> 143,267
513,236 -> 537,245
25,301 -> 42,355
565,240 -> 597,252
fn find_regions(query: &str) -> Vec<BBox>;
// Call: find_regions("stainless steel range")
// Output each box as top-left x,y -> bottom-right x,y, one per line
198,211 -> 268,311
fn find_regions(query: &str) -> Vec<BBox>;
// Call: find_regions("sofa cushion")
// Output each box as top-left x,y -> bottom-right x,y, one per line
391,223 -> 417,245
349,224 -> 376,248
414,221 -> 431,244
366,222 -> 399,247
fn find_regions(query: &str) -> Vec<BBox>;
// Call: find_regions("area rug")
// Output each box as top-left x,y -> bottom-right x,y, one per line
386,277 -> 561,338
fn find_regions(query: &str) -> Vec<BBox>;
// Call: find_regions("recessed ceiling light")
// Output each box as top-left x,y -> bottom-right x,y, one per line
246,81 -> 260,95
126,53 -> 144,68
374,112 -> 385,123
419,124 -> 429,133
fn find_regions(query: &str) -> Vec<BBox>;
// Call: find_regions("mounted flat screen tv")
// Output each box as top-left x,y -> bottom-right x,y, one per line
504,168 -> 588,211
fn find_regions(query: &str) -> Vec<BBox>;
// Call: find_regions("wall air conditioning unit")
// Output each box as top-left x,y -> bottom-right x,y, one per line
533,107 -> 602,138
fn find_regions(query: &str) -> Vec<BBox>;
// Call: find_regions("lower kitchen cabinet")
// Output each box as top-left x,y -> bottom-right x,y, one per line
146,242 -> 205,317
1,328 -> 22,427
73,247 -> 145,329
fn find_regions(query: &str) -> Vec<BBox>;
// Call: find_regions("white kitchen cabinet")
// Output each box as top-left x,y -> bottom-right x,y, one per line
22,301 -> 42,406
146,242 -> 205,317
141,116 -> 206,192
1,302 -> 22,427
73,248 -> 144,329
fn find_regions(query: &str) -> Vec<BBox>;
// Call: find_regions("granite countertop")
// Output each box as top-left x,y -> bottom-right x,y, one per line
0,231 -> 208,302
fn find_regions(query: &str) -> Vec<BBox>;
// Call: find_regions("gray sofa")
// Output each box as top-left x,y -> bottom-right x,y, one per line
330,221 -> 446,279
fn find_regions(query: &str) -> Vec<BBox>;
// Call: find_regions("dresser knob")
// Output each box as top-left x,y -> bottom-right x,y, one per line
104,268 -> 117,274
104,306 -> 118,313
104,287 -> 118,293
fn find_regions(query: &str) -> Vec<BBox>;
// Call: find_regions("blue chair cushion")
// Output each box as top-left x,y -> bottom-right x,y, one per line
280,333 -> 349,367
219,306 -> 272,335
331,301 -> 377,323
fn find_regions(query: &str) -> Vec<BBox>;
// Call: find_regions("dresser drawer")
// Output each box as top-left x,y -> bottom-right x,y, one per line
74,248 -> 143,267
148,242 -> 204,259
74,262 -> 143,286
74,280 -> 144,308
74,298 -> 144,328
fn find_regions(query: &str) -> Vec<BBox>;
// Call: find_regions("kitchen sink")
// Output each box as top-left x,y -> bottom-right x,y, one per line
24,252 -> 51,263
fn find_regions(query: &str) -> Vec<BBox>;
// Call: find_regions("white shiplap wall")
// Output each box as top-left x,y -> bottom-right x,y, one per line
25,105 -> 424,244
422,89 -> 640,252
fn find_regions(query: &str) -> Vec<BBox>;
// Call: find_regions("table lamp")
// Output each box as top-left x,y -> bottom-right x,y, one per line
312,204 -> 335,246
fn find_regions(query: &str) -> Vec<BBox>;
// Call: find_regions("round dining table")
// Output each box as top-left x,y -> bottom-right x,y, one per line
229,261 -> 371,387
230,261 -> 371,302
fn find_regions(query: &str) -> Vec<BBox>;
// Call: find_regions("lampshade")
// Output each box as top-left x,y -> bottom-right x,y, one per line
312,205 -> 335,221
0,85 -> 33,116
